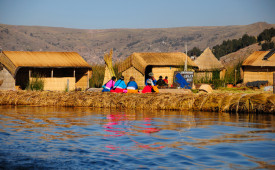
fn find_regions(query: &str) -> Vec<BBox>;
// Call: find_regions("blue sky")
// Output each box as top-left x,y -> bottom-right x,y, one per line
0,0 -> 274,29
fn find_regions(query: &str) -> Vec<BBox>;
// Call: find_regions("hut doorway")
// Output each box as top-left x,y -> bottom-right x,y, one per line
145,66 -> 153,82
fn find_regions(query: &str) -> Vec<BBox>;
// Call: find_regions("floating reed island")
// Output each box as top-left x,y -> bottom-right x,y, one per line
0,91 -> 274,114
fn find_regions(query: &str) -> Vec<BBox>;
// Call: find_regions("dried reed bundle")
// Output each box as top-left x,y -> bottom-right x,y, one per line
236,94 -> 254,113
199,93 -> 225,112
249,93 -> 273,113
0,91 -> 274,113
104,49 -> 116,78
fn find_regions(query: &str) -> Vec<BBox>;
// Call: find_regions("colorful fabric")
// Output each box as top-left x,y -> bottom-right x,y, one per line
113,79 -> 127,89
102,80 -> 116,92
127,81 -> 138,90
145,78 -> 157,86
127,89 -> 139,93
110,88 -> 124,93
142,85 -> 159,93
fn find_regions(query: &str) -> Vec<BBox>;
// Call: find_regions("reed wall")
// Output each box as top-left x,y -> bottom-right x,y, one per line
244,71 -> 274,85
0,67 -> 15,90
76,74 -> 88,90
34,77 -> 76,91
152,67 -> 178,86
194,72 -> 213,81
122,67 -> 144,87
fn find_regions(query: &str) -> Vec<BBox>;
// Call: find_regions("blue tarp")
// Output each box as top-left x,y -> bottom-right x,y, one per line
175,73 -> 191,89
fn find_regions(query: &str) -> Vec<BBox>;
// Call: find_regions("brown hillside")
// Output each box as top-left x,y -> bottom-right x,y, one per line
0,22 -> 274,64
220,37 -> 275,67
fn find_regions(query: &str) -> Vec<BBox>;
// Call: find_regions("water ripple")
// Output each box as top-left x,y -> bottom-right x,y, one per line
0,106 -> 274,169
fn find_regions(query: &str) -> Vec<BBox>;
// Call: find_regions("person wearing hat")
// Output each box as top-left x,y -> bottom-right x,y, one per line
142,79 -> 159,93
126,76 -> 139,93
110,76 -> 127,93
102,76 -> 116,92
156,75 -> 167,88
145,72 -> 157,86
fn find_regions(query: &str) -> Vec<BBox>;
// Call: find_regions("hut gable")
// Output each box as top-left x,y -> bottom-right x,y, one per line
118,52 -> 197,75
194,47 -> 224,71
0,51 -> 92,76
242,50 -> 275,67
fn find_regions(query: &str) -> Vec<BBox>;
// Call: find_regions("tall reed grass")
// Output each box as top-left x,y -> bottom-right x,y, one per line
89,63 -> 122,88
89,64 -> 105,88
26,74 -> 44,91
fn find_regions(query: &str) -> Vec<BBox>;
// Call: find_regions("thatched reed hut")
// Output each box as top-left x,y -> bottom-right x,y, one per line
0,51 -> 92,91
118,52 -> 197,87
194,47 -> 225,80
242,49 -> 275,85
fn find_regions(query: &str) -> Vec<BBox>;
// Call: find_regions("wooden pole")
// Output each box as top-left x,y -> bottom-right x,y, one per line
235,69 -> 237,86
273,73 -> 275,94
73,69 -> 75,77
51,69 -> 53,78
29,70 -> 31,79
87,70 -> 89,89
67,79 -> 69,92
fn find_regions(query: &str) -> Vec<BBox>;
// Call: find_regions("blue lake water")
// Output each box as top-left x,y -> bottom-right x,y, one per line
0,106 -> 274,169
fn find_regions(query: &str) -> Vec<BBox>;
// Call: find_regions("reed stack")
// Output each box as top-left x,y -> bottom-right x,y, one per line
104,49 -> 116,78
0,91 -> 274,114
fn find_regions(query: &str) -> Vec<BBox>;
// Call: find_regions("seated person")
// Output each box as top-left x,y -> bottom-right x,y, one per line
127,76 -> 139,93
145,72 -> 157,86
110,76 -> 127,93
142,79 -> 159,93
163,76 -> 168,84
156,76 -> 168,88
102,76 -> 116,92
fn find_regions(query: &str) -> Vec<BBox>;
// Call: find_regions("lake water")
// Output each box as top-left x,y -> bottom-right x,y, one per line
0,106 -> 274,169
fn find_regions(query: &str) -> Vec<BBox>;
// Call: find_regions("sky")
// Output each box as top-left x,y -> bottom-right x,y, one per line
0,0 -> 274,29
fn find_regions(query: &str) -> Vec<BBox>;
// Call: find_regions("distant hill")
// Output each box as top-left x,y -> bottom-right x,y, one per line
220,37 -> 275,67
0,22 -> 274,64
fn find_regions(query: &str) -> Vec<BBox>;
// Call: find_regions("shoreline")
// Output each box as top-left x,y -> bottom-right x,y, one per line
0,90 -> 274,114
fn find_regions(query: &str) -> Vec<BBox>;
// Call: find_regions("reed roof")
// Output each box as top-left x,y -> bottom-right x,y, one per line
118,52 -> 197,75
242,50 -> 275,67
0,51 -> 92,76
194,47 -> 224,71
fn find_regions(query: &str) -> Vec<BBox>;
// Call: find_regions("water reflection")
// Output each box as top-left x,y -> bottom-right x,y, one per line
0,105 -> 274,169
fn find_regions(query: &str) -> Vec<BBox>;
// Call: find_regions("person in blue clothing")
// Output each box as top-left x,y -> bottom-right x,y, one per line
145,72 -> 157,86
127,76 -> 139,93
110,76 -> 127,93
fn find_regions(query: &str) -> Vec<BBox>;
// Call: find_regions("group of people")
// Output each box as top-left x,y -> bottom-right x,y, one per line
102,72 -> 168,93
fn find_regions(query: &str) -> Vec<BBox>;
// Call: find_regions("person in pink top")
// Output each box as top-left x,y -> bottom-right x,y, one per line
102,76 -> 116,92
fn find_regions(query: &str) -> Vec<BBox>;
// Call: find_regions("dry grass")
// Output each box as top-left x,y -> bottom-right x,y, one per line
0,90 -> 274,113
214,87 -> 272,94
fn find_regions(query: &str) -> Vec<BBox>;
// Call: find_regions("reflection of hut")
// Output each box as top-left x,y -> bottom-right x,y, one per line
194,47 -> 225,80
0,51 -> 92,90
242,49 -> 275,85
118,52 -> 197,87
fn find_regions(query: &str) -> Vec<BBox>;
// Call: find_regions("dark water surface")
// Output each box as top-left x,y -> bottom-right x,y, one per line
0,106 -> 274,169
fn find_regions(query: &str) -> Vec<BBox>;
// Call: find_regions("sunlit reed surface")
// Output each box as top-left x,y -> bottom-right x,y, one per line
0,106 -> 274,169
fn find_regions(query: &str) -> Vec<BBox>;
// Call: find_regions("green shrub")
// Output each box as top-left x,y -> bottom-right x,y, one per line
27,75 -> 44,91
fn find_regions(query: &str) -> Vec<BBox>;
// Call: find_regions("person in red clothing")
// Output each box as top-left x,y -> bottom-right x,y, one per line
163,76 -> 168,84
142,79 -> 159,93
